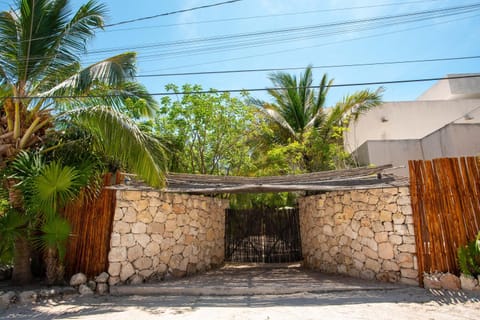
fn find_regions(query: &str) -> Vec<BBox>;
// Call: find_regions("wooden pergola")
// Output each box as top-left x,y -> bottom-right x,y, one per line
163,164 -> 408,194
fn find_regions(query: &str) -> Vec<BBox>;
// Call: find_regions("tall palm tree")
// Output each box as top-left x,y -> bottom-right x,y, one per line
0,0 -> 166,284
253,65 -> 383,170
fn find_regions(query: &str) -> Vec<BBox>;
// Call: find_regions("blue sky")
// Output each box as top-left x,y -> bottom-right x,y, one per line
2,0 -> 480,105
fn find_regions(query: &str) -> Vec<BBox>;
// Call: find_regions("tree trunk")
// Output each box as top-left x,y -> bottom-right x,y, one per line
11,236 -> 32,285
8,179 -> 33,285
44,247 -> 58,285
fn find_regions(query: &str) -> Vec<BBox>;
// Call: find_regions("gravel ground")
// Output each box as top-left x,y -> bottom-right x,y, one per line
2,287 -> 479,320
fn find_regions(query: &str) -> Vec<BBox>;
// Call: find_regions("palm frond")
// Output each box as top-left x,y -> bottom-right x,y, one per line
36,215 -> 71,261
63,106 -> 167,187
38,52 -> 137,97
34,161 -> 83,217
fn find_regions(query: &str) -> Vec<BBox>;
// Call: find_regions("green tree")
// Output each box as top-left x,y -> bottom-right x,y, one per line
0,0 -> 166,284
253,65 -> 383,171
156,84 -> 255,175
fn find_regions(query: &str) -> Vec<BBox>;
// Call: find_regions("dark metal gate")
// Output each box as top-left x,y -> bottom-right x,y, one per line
225,207 -> 302,263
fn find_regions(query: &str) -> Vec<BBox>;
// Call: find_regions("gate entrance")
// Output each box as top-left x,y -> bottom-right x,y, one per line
225,207 -> 302,263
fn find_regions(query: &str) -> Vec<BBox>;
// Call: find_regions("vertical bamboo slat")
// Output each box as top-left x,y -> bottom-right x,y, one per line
409,157 -> 480,287
62,173 -> 119,278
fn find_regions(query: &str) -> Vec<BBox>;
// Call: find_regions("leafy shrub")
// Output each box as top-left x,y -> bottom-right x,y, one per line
458,231 -> 480,277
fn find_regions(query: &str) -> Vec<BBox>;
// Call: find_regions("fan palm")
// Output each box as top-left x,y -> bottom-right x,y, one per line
0,0 -> 166,284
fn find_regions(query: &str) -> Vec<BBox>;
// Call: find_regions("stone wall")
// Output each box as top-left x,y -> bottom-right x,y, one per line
107,190 -> 228,285
299,187 -> 418,285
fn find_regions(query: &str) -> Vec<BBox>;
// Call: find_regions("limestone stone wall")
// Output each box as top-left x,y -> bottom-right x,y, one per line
107,190 -> 228,285
299,187 -> 418,285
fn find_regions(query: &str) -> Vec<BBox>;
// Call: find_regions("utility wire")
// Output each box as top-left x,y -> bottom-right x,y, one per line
135,55 -> 480,78
105,0 -> 443,32
87,3 -> 480,55
103,0 -> 243,28
8,74 -> 480,99
149,12 -> 480,72
7,3 -> 480,65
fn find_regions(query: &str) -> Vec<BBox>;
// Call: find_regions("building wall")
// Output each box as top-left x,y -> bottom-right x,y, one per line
354,123 -> 480,176
354,140 -> 423,176
421,123 -> 480,159
107,190 -> 228,285
299,187 -> 418,285
417,74 -> 480,100
344,99 -> 480,155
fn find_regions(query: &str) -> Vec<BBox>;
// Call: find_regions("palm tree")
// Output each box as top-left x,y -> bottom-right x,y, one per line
253,65 -> 383,171
0,0 -> 166,284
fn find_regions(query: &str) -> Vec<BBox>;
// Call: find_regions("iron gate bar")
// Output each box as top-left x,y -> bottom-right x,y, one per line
225,207 -> 302,263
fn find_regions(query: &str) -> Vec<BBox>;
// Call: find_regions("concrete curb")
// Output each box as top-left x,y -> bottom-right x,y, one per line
110,285 -> 406,296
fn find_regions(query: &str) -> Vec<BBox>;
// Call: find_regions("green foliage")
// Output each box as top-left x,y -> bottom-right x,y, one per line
8,151 -> 89,262
0,209 -> 28,265
458,231 -> 480,277
252,66 -> 383,173
229,192 -> 298,209
37,216 -> 71,261
155,84 -> 255,175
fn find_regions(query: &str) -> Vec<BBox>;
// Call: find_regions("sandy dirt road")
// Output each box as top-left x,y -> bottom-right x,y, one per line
2,287 -> 479,320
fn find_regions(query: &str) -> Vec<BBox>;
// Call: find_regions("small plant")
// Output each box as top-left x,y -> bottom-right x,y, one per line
458,231 -> 480,277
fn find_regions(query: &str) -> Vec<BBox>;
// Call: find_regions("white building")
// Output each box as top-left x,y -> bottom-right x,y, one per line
344,74 -> 480,176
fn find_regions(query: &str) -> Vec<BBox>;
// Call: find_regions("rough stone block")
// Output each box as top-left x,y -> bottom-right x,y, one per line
134,234 -> 151,248
127,245 -> 143,261
129,274 -> 144,285
397,253 -> 414,268
146,222 -> 165,235
358,227 -> 374,238
121,234 -> 136,248
398,244 -> 416,253
389,235 -> 403,245
137,211 -> 153,224
378,242 -> 394,260
18,291 -> 37,304
365,258 -> 381,273
120,263 -> 135,282
113,221 -> 130,234
400,268 -> 418,280
460,274 -> 478,291
95,272 -> 109,283
379,211 -> 392,222
108,276 -> 120,286
113,207 -> 124,221
108,263 -> 121,277
133,257 -> 153,270
439,273 -> 461,290
374,232 -> 389,243
121,191 -> 142,201
110,233 -> 121,247
70,273 -> 87,286
392,213 -> 405,225
131,222 -> 147,234
360,237 -> 378,251
78,284 -> 94,296
362,246 -> 378,260
123,207 -> 137,223
144,242 -> 160,256
96,283 -> 109,295
382,260 -> 400,272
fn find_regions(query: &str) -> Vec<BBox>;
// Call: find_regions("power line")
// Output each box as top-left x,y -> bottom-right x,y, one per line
103,0 -> 243,28
148,12 -> 480,72
87,3 -> 480,56
6,3 -> 480,66
104,0 -> 443,33
135,55 -> 480,78
8,74 -> 480,99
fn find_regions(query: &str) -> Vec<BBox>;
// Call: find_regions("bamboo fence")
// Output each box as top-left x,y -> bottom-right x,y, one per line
62,173 -> 120,278
409,157 -> 480,286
